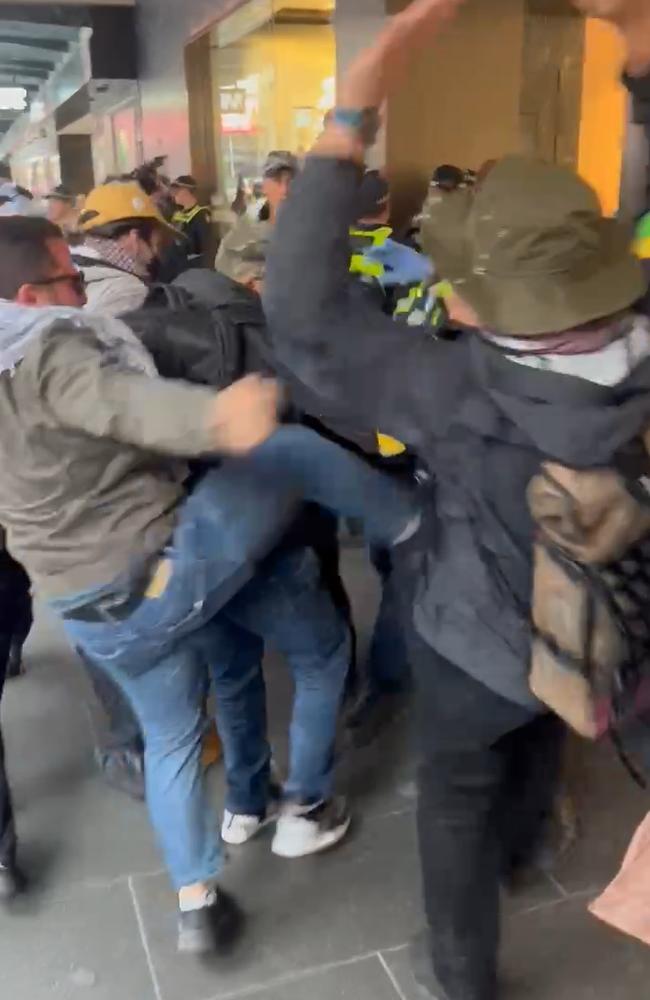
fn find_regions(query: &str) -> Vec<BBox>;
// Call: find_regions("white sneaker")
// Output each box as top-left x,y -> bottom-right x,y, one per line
221,811 -> 264,846
272,798 -> 351,859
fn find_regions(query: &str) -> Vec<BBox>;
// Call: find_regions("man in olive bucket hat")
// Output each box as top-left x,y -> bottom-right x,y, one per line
263,0 -> 650,995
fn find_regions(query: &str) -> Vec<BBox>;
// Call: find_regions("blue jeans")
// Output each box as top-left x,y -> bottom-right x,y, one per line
49,426 -> 412,889
215,546 -> 349,814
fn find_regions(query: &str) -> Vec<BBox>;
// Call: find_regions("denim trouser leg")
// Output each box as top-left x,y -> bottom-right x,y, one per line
45,424 -> 405,888
225,547 -> 350,804
193,618 -> 270,816
81,651 -> 143,754
284,619 -> 349,803
77,643 -> 222,891
247,426 -> 416,547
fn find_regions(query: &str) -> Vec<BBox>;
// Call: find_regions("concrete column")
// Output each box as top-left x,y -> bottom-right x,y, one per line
335,0 -> 387,167
619,116 -> 649,221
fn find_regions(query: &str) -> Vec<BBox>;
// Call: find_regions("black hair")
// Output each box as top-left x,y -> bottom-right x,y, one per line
77,214 -> 158,243
0,161 -> 11,181
265,167 -> 295,186
432,164 -> 465,190
0,216 -> 63,299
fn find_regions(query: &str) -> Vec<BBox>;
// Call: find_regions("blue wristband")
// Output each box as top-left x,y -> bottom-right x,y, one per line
331,107 -> 380,146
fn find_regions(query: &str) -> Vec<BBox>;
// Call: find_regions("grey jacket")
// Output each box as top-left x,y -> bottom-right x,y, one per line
264,157 -> 650,709
0,316 -> 220,598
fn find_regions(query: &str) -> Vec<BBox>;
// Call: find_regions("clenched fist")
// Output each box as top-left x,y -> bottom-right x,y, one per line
210,374 -> 280,454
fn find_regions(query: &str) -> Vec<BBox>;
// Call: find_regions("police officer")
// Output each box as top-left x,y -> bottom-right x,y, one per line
349,170 -> 431,312
170,175 -> 213,269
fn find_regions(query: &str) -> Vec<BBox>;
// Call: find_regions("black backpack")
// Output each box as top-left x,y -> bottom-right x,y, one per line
122,284 -> 265,391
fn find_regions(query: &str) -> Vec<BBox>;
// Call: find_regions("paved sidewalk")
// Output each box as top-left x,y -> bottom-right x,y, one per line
2,550 -> 650,1000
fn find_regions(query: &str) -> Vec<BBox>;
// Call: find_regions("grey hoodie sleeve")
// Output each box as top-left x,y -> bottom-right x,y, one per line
29,326 -> 221,457
264,156 -> 464,450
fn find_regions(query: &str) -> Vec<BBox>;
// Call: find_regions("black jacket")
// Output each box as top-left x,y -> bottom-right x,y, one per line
264,157 -> 650,709
166,269 -> 380,454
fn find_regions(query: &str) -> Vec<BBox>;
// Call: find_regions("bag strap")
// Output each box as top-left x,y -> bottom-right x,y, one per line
145,283 -> 193,311
72,254 -> 137,279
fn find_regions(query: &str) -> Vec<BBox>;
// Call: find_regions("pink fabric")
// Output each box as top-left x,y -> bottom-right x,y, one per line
486,315 -> 632,356
590,813 -> 650,945
522,328 -> 618,356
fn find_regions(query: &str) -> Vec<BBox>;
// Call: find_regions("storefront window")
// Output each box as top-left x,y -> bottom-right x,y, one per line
112,104 -> 138,175
211,0 -> 335,208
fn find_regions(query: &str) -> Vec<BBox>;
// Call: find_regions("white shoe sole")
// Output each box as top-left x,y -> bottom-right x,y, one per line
221,809 -> 278,847
271,814 -> 351,859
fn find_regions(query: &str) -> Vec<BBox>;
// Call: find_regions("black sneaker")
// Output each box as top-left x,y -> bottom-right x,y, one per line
272,798 -> 351,858
96,748 -> 146,802
177,890 -> 237,955
0,862 -> 24,902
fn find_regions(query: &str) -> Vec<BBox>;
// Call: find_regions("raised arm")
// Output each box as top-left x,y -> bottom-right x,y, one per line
264,0 -> 466,450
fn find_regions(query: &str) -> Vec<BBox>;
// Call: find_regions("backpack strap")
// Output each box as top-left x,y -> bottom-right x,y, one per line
71,254 -> 137,279
145,283 -> 193,311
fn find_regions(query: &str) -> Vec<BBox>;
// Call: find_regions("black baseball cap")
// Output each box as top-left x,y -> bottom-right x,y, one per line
170,175 -> 198,191
45,184 -> 75,203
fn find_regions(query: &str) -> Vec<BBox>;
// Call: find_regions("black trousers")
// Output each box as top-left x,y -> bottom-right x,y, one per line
411,639 -> 564,1000
0,552 -> 33,866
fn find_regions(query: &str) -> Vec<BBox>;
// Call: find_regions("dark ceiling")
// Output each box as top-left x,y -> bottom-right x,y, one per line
0,19 -> 80,136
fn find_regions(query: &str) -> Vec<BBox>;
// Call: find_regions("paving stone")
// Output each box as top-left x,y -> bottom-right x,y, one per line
503,895 -> 650,999
131,810 -> 422,1000
0,881 -> 155,1000
4,622 -> 161,889
545,737 -> 647,895
224,955 -> 402,1000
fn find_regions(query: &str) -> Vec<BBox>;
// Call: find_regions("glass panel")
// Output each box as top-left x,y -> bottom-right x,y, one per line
211,1 -> 336,211
113,104 -> 137,174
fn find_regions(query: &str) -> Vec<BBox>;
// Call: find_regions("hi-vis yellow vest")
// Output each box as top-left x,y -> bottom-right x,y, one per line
349,225 -> 393,280
172,204 -> 209,227
635,212 -> 650,261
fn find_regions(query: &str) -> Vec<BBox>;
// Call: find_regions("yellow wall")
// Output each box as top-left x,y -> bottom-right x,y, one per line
577,18 -> 626,215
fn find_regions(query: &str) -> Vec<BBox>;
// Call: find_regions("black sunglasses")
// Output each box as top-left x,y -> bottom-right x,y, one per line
32,271 -> 86,296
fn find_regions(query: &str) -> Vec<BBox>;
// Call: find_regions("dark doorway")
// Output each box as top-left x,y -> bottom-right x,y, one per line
58,133 -> 94,195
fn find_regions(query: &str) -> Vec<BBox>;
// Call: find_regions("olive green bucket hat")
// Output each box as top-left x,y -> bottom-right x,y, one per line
420,155 -> 645,337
